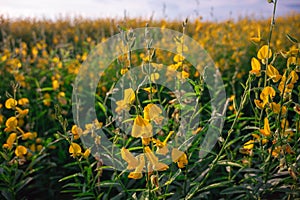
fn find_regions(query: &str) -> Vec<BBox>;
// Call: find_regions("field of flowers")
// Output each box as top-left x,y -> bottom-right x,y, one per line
0,1 -> 300,199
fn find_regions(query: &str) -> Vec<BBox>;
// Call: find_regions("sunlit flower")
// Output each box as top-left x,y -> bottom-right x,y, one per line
22,132 -> 35,140
150,73 -> 160,82
142,87 -> 157,94
4,117 -> 18,132
260,86 -> 276,107
2,133 -> 17,150
18,98 -> 29,106
16,107 -> 29,118
144,146 -> 169,171
5,98 -> 17,109
259,117 -> 271,137
71,125 -> 82,140
131,115 -> 153,138
172,148 -> 188,168
250,57 -> 261,76
243,140 -> 254,150
69,142 -> 82,158
121,147 -> 139,170
250,27 -> 261,43
270,102 -> 287,115
43,93 -> 51,106
254,99 -> 263,109
152,131 -> 174,155
115,88 -> 136,113
83,149 -> 91,159
128,155 -> 145,179
144,104 -> 163,124
15,145 -> 27,158
266,65 -> 281,82
257,45 -> 272,64
52,79 -> 60,90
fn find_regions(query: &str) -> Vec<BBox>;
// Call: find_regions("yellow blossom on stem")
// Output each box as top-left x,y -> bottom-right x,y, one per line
144,146 -> 169,171
171,148 -> 188,168
2,133 -> 17,150
266,65 -> 281,82
257,45 -> 272,64
83,149 -> 91,159
121,147 -> 139,170
144,103 -> 163,124
18,98 -> 29,106
131,115 -> 153,138
15,145 -> 27,158
71,125 -> 82,140
250,27 -> 261,43
4,116 -> 18,132
142,87 -> 157,94
250,57 -> 261,76
243,140 -> 255,150
5,98 -> 17,109
260,118 -> 271,137
260,86 -> 276,107
115,88 -> 135,113
69,142 -> 82,158
128,155 -> 145,179
152,131 -> 174,155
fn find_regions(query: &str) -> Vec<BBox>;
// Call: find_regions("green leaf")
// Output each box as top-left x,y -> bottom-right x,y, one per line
163,169 -> 182,186
59,173 -> 84,182
286,33 -> 298,44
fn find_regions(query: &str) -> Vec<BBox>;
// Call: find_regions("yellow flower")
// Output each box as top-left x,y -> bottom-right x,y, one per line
254,99 -> 263,109
288,70 -> 298,84
142,87 -> 157,94
22,132 -> 35,140
18,98 -> 29,106
52,79 -> 60,90
69,142 -> 82,158
144,146 -> 169,171
121,147 -> 139,170
15,145 -> 27,157
270,102 -> 287,115
83,149 -> 91,159
243,140 -> 254,150
43,93 -> 51,106
269,146 -> 282,158
150,73 -> 160,82
294,104 -> 300,114
120,68 -> 128,75
250,27 -> 261,43
181,70 -> 189,79
2,133 -> 17,150
250,57 -> 261,76
260,86 -> 275,107
260,118 -> 271,137
257,45 -> 272,64
4,117 -> 18,132
131,115 -> 153,138
173,54 -> 185,63
115,88 -> 135,113
266,65 -> 281,82
152,131 -> 174,155
71,125 -> 82,140
16,107 -> 29,118
5,98 -> 17,109
128,155 -> 145,179
171,148 -> 188,168
144,104 -> 163,124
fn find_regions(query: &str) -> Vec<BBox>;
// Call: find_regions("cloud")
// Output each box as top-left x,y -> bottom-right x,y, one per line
0,0 -> 298,21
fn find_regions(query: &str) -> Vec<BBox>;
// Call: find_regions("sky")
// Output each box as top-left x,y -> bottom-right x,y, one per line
0,0 -> 299,21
